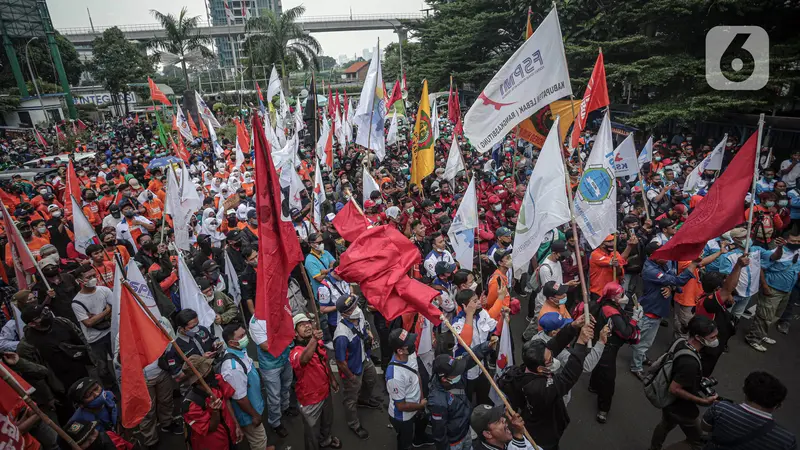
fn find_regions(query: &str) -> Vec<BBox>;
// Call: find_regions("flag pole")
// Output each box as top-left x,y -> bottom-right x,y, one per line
638,167 -> 652,223
297,262 -> 322,330
1,202 -> 51,291
0,363 -> 82,450
122,281 -> 218,399
556,115 -> 592,347
365,38 -> 380,164
744,113 -> 766,254
440,315 -> 538,447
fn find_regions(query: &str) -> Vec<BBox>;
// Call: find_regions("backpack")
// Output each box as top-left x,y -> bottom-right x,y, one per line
524,264 -> 552,295
642,338 -> 701,408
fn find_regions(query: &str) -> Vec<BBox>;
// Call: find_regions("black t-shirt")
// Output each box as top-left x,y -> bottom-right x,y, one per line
664,340 -> 702,418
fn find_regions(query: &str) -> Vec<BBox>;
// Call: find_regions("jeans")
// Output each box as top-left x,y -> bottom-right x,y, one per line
259,362 -> 293,427
631,315 -> 661,372
730,294 -> 752,319
449,435 -> 473,450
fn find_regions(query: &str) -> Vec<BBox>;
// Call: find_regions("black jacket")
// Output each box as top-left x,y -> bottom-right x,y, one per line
499,325 -> 588,448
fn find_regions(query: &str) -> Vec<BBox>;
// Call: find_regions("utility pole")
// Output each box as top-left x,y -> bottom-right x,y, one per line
87,8 -> 95,33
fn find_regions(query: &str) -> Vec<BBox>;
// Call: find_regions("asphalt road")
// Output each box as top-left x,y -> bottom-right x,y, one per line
157,308 -> 799,450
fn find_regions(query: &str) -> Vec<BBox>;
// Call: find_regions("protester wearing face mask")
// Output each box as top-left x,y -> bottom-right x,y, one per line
304,232 -> 336,303
162,309 -> 223,382
220,324 -> 272,450
4,222 -> 49,267
717,227 -> 771,320
333,294 -> 381,439
114,202 -> 155,253
746,192 -> 784,247
529,241 -> 577,322
589,234 -> 634,300
471,404 -> 538,450
198,278 -> 238,327
498,315 -> 594,450
649,316 -> 720,450
63,419 -> 121,450
423,232 -> 455,280
318,265 -> 351,339
451,288 -> 499,407
70,266 -> 115,388
68,377 -> 119,433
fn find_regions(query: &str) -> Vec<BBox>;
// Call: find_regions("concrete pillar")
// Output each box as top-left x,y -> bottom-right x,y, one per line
396,28 -> 408,44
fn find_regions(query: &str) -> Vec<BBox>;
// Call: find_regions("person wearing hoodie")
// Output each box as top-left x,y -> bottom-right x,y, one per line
497,315 -> 594,450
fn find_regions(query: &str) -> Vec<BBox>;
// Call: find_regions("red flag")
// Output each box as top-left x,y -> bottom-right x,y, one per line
0,362 -> 34,413
235,118 -> 250,153
34,130 -> 47,146
256,82 -> 264,103
64,161 -> 83,220
323,124 -> 334,168
76,119 -> 87,130
335,90 -> 341,116
72,121 -> 77,135
332,199 -> 371,242
171,115 -> 178,131
343,91 -> 349,116
148,77 -> 172,106
387,81 -> 402,109
199,117 -> 210,139
447,79 -> 456,123
186,113 -> 199,137
1,202 -> 38,284
454,118 -> 464,138
252,114 -> 303,356
337,225 -> 442,325
170,134 -> 190,163
652,132 -> 758,261
526,6 -> 534,39
118,284 -> 170,428
402,71 -> 407,92
56,125 -> 66,141
570,51 -> 609,149
133,114 -> 139,124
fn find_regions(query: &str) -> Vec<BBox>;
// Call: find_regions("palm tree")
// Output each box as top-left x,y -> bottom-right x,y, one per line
150,7 -> 214,89
243,5 -> 322,92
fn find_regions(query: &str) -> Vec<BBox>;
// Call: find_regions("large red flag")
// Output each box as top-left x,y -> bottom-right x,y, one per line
64,161 -> 83,220
118,284 -> 170,428
235,118 -> 250,153
34,129 -> 47,146
387,81 -> 402,109
148,77 -> 172,106
76,119 -> 88,130
569,51 -> 609,149
252,114 -> 303,356
1,202 -> 37,289
55,125 -> 66,141
186,113 -> 199,137
652,131 -> 758,261
0,362 -> 34,413
337,225 -> 442,325
332,199 -> 371,242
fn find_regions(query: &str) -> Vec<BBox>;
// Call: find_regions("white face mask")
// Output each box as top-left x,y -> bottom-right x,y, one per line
493,204 -> 502,211
37,226 -> 47,234
204,293 -> 215,302
618,294 -> 629,306
51,211 -> 62,218
347,307 -> 363,322
314,243 -> 325,252
85,278 -> 97,288
447,374 -> 462,384
469,281 -> 478,291
545,357 -> 562,374
702,337 -> 719,348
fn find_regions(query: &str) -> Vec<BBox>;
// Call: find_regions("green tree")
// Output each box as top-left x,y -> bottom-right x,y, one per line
88,27 -> 154,114
149,7 -> 214,90
243,5 -> 322,92
316,55 -> 337,71
0,33 -> 83,92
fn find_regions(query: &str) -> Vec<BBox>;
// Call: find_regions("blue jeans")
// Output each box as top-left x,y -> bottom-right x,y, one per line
630,315 -> 661,372
731,294 -> 752,319
259,362 -> 293,427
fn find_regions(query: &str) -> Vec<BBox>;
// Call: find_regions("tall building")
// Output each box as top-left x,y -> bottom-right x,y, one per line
362,48 -> 373,61
208,0 -> 282,68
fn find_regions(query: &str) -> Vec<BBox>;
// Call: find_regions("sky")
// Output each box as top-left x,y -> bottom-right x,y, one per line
47,0 -> 426,61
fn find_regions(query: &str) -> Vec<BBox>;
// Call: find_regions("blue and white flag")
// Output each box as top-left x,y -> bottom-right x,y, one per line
638,135 -> 653,166
353,41 -> 387,159
574,111 -> 617,249
613,134 -> 639,179
313,159 -> 326,229
448,178 -> 478,270
684,134 -> 727,193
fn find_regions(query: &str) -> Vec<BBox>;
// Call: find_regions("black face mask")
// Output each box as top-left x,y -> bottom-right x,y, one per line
37,315 -> 53,330
228,218 -> 238,227
123,210 -> 135,218
42,267 -> 60,277
111,211 -> 121,219
199,240 -> 212,252
20,230 -> 32,240
208,270 -> 221,280
203,372 -> 218,388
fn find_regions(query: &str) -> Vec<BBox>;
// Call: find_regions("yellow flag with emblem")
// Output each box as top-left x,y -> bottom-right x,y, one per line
411,79 -> 435,187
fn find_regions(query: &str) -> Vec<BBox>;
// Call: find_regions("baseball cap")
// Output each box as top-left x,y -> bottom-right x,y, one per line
128,178 -> 140,189
226,229 -> 241,241
20,304 -> 46,324
68,377 -> 100,404
603,234 -> 615,243
432,354 -> 468,378
201,260 -> 219,272
495,227 -> 512,238
493,248 -> 512,265
65,420 -> 98,446
542,280 -> 569,298
538,312 -> 573,332
47,204 -> 60,212
387,328 -> 416,352
293,313 -> 312,328
435,261 -> 457,276
336,294 -> 358,313
471,404 -> 506,438
549,240 -> 571,258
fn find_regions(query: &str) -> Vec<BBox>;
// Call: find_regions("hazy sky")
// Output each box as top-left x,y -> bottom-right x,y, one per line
48,0 -> 425,60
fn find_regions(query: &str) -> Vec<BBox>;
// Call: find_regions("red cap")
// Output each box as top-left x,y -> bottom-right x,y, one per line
364,199 -> 376,208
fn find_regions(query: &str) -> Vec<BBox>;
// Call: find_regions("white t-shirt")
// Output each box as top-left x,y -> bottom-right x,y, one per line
534,257 -> 564,318
781,159 -> 800,188
220,350 -> 255,400
386,353 -> 421,422
71,286 -> 113,344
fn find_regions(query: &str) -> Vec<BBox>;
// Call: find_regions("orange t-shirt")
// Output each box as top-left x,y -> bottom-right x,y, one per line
589,248 -> 627,296
538,301 -> 572,331
82,202 -> 102,227
5,236 -> 50,266
673,261 -> 702,307
92,261 -> 117,288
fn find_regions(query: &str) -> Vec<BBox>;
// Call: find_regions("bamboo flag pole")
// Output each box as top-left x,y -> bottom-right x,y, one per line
440,316 -> 538,447
612,233 -> 618,282
744,113 -> 766,254
0,363 -> 82,450
122,282 -> 217,399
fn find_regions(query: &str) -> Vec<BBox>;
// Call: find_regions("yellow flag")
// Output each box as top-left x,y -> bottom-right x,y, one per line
411,80 -> 435,187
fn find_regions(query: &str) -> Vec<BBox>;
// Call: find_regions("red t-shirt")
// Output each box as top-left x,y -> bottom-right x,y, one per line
289,343 -> 331,406
183,376 -> 238,450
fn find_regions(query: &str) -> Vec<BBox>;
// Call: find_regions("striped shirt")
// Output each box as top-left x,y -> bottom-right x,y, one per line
702,401 -> 796,450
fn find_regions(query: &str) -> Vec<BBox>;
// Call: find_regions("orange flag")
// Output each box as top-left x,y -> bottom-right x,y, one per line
235,118 -> 250,153
148,77 -> 172,106
64,161 -> 83,220
118,284 -> 170,428
199,118 -> 210,139
187,113 -> 199,137
526,6 -> 533,39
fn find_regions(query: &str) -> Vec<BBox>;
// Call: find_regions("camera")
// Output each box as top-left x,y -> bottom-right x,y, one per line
700,376 -> 718,397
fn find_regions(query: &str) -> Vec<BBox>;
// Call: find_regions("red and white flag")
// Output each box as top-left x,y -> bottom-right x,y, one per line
489,316 -> 513,406
72,195 -> 100,255
1,202 -> 38,289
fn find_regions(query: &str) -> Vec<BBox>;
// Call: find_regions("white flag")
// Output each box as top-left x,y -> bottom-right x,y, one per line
109,263 -> 124,356
335,107 -> 347,147
344,98 -> 354,143
489,318 -> 513,406
167,163 -> 203,251
278,89 -> 290,129
195,91 -> 221,128
224,251 -> 242,305
267,65 -> 281,101
207,119 -> 224,158
513,117 -> 570,275
386,113 -> 399,146
263,112 -> 282,152
362,166 -> 381,207
638,135 -> 653,166
573,111 -> 617,249
312,159 -> 325,229
177,250 -> 216,329
443,138 -> 465,188
316,117 -> 331,163
110,261 -> 164,355
72,196 -> 98,255
447,178 -> 478,271
293,98 -> 305,132
431,100 -> 440,142
175,105 -> 194,142
684,134 -> 727,192
613,134 -> 639,179
464,8 -> 572,153
353,41 -> 387,156
234,137 -> 245,172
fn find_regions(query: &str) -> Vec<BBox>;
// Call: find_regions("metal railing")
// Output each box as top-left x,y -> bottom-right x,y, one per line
58,12 -> 426,35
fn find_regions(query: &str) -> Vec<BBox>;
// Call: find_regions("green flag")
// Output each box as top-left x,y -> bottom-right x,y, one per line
154,108 -> 168,149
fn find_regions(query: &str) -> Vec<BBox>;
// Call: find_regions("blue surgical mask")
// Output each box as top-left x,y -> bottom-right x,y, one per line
87,393 -> 105,408
558,297 -> 567,305
448,374 -> 462,384
184,327 -> 198,337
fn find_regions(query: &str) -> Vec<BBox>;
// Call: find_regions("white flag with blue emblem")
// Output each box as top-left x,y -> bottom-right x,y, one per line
447,178 -> 478,270
574,111 -> 617,249
512,117 -> 570,276
613,134 -> 639,179
638,135 -> 653,166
